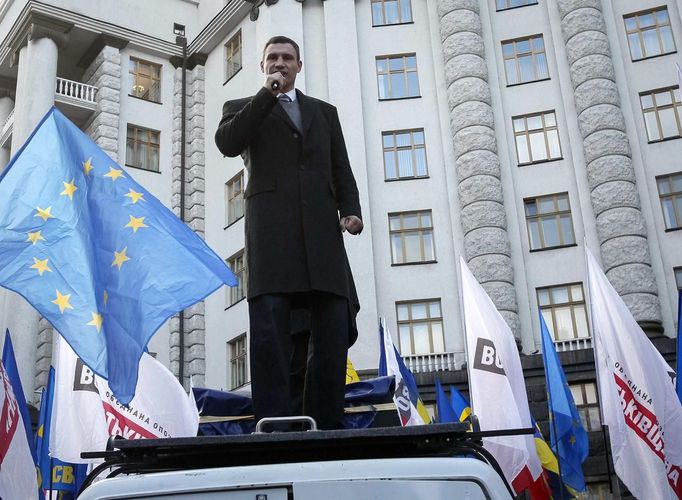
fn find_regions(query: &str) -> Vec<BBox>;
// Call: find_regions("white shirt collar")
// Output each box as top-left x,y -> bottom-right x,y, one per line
278,88 -> 297,102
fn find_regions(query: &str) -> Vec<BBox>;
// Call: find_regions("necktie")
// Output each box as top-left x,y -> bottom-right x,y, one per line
278,94 -> 302,132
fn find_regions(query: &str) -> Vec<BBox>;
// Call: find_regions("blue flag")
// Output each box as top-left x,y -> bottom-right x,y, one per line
675,290 -> 682,403
449,385 -> 472,423
36,367 -> 87,496
434,377 -> 458,423
540,313 -> 588,492
0,107 -> 237,404
2,329 -> 36,464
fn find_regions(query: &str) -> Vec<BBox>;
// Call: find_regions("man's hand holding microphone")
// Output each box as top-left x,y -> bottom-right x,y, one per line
265,72 -> 285,95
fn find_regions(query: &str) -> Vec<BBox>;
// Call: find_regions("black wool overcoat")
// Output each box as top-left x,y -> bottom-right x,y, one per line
215,87 -> 362,314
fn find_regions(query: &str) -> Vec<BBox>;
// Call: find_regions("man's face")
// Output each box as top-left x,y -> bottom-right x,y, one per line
261,43 -> 302,93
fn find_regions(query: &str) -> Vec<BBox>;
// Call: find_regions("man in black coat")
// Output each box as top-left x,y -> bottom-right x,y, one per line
215,36 -> 363,430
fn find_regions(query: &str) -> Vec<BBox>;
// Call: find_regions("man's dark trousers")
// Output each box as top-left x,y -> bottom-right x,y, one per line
249,292 -> 348,430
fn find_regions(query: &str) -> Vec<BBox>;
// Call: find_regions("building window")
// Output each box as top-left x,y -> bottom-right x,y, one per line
129,58 -> 161,103
125,125 -> 160,172
389,210 -> 435,264
674,267 -> 682,289
656,172 -> 682,229
226,171 -> 244,226
538,283 -> 590,342
641,87 -> 682,142
229,334 -> 248,389
513,110 -> 562,165
624,7 -> 675,61
227,251 -> 246,307
396,299 -> 444,355
496,0 -> 538,11
569,382 -> 601,431
376,54 -> 420,100
525,193 -> 575,250
225,30 -> 242,83
371,0 -> 412,26
383,129 -> 428,180
502,35 -> 549,85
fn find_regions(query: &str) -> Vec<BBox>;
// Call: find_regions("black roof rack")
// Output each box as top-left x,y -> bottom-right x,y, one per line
80,421 -> 534,497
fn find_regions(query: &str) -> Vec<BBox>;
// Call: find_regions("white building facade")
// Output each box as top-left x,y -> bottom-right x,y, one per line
0,0 -> 679,442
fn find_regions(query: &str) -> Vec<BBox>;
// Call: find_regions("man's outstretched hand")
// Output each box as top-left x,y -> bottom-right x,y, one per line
340,215 -> 363,235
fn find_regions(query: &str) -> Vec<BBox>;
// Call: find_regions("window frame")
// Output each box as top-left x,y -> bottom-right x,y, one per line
225,171 -> 245,227
569,381 -> 601,431
395,298 -> 445,356
656,172 -> 682,230
228,334 -> 248,390
524,193 -> 576,251
388,210 -> 436,265
128,57 -> 162,104
371,0 -> 413,27
674,266 -> 682,289
537,282 -> 590,342
624,6 -> 676,61
495,0 -> 538,12
375,53 -> 421,101
224,30 -> 243,84
125,124 -> 161,173
513,110 -> 562,165
226,250 -> 246,308
382,128 -> 429,181
501,34 -> 550,86
641,86 -> 682,143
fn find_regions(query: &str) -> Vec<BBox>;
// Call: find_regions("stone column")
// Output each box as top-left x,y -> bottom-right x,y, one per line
169,56 -> 208,388
437,0 -> 521,338
0,93 -> 14,169
82,39 -> 125,162
558,0 -> 662,334
4,18 -> 70,403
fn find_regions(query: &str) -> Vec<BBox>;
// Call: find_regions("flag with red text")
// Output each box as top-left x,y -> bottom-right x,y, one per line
587,248 -> 682,499
50,335 -> 198,463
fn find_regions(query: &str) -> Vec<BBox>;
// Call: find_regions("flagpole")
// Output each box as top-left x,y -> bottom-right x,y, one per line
456,257 -> 475,416
583,243 -> 618,497
542,337 -> 566,500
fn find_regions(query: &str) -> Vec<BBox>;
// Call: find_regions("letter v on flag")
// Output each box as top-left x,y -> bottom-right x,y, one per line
587,247 -> 682,499
0,107 -> 237,405
459,257 -> 541,495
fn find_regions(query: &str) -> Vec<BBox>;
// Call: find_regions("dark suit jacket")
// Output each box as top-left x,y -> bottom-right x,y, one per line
215,87 -> 361,341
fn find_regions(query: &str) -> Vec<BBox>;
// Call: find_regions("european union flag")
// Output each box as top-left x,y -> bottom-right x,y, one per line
36,367 -> 87,498
434,377 -> 458,424
540,313 -> 588,492
0,108 -> 237,404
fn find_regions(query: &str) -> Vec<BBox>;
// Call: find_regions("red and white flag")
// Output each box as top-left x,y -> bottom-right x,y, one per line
0,359 -> 38,499
50,335 -> 199,463
460,258 -> 542,494
587,248 -> 682,499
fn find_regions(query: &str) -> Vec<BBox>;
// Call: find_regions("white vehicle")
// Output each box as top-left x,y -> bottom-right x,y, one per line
77,420 -> 519,499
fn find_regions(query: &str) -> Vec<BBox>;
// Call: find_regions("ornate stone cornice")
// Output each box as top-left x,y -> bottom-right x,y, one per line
245,0 -> 326,21
169,51 -> 208,70
7,12 -> 72,66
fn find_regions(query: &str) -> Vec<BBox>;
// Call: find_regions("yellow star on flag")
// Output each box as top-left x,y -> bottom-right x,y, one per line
26,231 -> 45,245
569,435 -> 576,445
104,167 -> 124,181
52,290 -> 73,314
86,312 -> 103,332
125,189 -> 144,204
125,215 -> 147,233
82,157 -> 94,176
30,257 -> 52,276
112,247 -> 130,270
60,179 -> 78,200
35,206 -> 53,222
103,290 -> 109,306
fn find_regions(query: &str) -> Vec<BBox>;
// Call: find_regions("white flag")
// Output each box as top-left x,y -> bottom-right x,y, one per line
51,335 -> 199,463
0,359 -> 38,499
460,258 -> 541,494
587,248 -> 682,499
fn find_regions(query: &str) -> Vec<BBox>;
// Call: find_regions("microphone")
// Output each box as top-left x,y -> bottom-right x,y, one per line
271,80 -> 280,91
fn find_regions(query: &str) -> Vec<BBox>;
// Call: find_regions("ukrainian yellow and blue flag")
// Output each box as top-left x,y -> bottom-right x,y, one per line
0,108 -> 237,404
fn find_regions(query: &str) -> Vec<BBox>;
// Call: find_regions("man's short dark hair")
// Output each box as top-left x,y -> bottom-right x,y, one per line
263,36 -> 300,61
